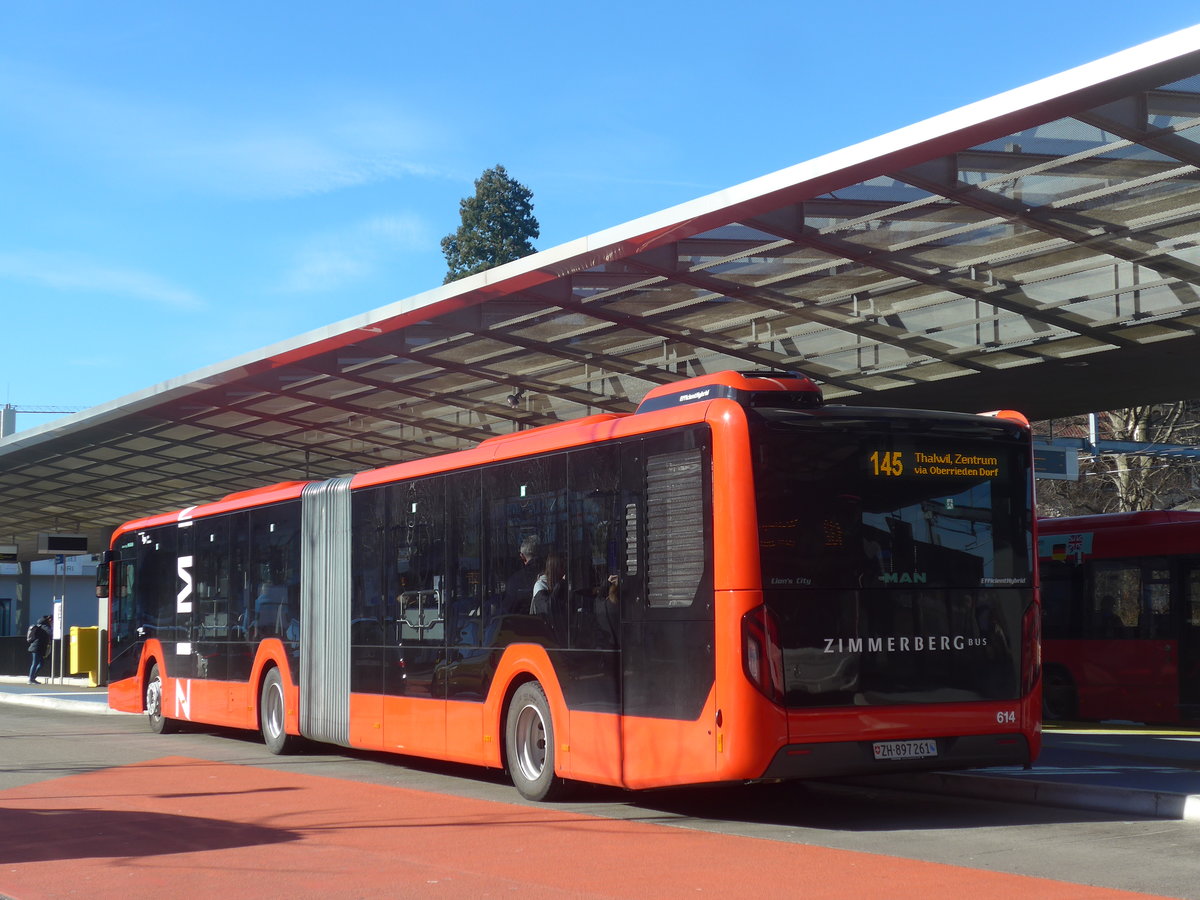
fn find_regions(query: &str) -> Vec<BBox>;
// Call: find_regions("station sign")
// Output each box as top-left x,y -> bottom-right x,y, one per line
36,533 -> 89,554
1033,443 -> 1080,481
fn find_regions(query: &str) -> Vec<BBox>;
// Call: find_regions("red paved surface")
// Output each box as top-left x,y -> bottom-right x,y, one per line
0,757 -> 1168,899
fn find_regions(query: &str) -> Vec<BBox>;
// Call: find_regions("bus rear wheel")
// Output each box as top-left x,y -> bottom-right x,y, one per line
146,663 -> 177,734
260,668 -> 297,754
1042,667 -> 1078,721
505,682 -> 569,801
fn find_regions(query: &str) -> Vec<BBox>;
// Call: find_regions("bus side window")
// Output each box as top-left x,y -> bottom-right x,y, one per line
1091,562 -> 1140,637
447,470 -> 482,650
249,503 -> 301,657
482,456 -> 567,638
137,527 -> 177,640
1188,565 -> 1200,627
1142,563 -> 1172,639
228,513 -> 251,645
193,517 -> 230,682
350,482 -> 394,696
1039,561 -> 1075,639
568,443 -> 623,650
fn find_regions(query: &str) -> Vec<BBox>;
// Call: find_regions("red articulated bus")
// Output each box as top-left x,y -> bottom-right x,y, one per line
1039,511 -> 1200,724
97,370 -> 1041,800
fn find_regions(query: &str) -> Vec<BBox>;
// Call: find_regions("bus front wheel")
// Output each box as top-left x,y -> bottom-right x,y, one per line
505,681 -> 569,801
146,663 -> 177,734
260,668 -> 297,754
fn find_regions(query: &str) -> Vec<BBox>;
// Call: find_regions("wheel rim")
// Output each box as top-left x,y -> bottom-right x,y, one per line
264,683 -> 285,741
146,676 -> 162,720
513,702 -> 547,782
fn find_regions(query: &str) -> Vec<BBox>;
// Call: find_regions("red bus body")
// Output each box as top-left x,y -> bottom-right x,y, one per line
1039,511 -> 1200,723
102,371 -> 1041,798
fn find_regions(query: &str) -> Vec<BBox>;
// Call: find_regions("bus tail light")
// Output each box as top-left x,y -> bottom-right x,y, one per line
742,604 -> 785,704
1021,602 -> 1041,697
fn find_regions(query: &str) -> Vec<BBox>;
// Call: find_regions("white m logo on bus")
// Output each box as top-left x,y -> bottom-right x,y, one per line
177,555 -> 193,614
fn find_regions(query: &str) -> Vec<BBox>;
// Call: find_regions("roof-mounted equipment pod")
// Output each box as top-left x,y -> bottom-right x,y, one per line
635,370 -> 823,414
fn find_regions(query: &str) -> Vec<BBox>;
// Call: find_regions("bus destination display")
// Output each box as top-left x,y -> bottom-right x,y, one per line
868,447 -> 1003,480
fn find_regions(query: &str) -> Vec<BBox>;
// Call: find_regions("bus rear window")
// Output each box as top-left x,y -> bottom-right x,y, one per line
751,409 -> 1033,590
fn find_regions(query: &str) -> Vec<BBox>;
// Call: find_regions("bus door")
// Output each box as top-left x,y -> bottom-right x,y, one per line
1179,560 -> 1200,718
619,431 -> 717,787
107,537 -> 143,684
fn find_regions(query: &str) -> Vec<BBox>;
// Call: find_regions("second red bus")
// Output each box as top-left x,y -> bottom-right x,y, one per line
1040,510 -> 1200,723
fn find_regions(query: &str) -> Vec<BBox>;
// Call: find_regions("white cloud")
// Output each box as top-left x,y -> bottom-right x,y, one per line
159,119 -> 445,198
0,62 -> 450,198
278,214 -> 433,293
0,251 -> 204,310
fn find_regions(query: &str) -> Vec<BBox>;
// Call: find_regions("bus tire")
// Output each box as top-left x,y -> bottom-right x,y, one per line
260,667 -> 297,755
505,681 -> 569,801
1042,666 -> 1077,721
146,663 -> 177,734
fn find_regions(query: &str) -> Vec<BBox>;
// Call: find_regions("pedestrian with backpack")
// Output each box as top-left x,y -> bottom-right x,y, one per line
26,615 -> 51,684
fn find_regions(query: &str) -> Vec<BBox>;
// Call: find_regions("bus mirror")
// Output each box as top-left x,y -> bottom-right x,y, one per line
95,557 -> 111,598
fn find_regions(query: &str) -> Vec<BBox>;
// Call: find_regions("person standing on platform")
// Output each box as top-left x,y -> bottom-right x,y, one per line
26,615 -> 52,684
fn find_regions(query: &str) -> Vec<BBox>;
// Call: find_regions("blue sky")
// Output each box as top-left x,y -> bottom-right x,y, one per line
2,2 -> 1198,433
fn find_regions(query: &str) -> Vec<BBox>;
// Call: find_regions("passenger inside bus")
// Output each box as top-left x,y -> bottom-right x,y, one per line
277,605 -> 300,644
531,553 -> 567,638
572,573 -> 620,649
1097,595 -> 1125,637
252,583 -> 288,638
501,534 -> 543,615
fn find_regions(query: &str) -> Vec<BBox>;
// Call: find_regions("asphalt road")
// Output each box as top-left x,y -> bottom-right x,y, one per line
2,703 -> 1198,899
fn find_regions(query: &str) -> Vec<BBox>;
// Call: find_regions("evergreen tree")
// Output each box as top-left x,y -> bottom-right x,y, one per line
441,165 -> 540,283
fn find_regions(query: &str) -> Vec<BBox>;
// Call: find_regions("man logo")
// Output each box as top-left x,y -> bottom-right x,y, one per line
878,571 -> 928,584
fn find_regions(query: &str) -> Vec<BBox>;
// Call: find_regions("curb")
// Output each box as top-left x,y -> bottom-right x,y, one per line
0,692 -> 132,717
850,770 -> 1200,822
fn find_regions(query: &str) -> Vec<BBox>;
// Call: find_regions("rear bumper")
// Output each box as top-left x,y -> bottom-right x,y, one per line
760,732 -> 1032,780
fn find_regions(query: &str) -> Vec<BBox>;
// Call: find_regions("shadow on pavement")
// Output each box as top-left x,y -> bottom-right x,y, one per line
0,805 -> 299,864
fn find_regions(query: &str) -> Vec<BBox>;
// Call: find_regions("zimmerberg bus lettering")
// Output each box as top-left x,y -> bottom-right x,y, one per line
677,389 -> 712,403
822,635 -> 987,653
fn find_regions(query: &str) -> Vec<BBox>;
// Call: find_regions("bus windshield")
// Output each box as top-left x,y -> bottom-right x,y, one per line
751,408 -> 1033,591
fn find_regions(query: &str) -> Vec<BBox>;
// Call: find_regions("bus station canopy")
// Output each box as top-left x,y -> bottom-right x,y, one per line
3,27 -> 1200,561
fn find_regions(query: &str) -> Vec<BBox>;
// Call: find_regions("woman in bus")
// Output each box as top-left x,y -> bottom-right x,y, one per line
531,553 -> 567,640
